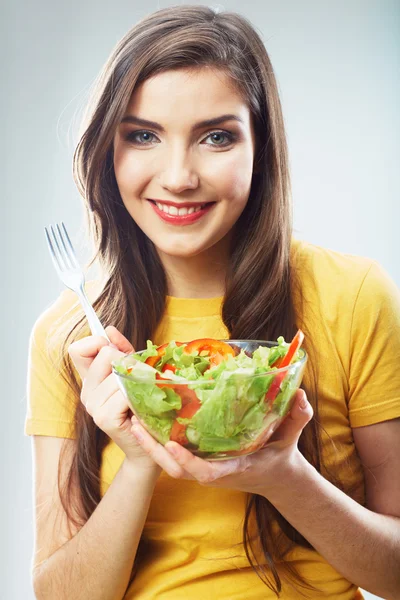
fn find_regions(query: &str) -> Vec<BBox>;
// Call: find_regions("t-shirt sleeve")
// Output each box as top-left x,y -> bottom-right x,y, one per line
348,261 -> 400,427
25,290 -> 83,439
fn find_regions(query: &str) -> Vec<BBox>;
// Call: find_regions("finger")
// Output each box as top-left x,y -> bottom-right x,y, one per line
68,335 -> 110,379
105,326 -> 135,354
164,441 -> 245,484
90,390 -> 130,431
84,345 -> 126,391
130,417 -> 194,480
268,389 -> 313,446
82,372 -> 121,413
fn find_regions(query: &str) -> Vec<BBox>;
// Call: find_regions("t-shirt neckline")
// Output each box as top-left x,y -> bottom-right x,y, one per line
165,296 -> 223,317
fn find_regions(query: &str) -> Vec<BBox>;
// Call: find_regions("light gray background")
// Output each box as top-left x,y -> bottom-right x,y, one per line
3,1 -> 399,598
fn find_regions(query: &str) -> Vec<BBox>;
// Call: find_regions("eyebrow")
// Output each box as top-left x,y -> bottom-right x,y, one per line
120,113 -> 244,131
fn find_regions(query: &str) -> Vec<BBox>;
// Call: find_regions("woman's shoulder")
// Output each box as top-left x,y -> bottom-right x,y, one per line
290,237 -> 399,319
291,237 -> 376,281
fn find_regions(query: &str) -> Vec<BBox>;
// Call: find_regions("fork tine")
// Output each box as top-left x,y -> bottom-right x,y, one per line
49,225 -> 67,271
56,223 -> 75,270
45,222 -> 108,340
60,222 -> 80,268
44,226 -> 63,272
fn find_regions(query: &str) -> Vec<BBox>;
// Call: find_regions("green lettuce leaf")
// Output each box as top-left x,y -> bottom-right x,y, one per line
198,435 -> 242,452
273,369 -> 299,416
133,340 -> 158,363
138,414 -> 174,445
115,336 -> 304,453
123,381 -> 181,416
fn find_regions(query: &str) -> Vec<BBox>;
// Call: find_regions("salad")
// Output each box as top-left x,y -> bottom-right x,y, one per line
112,332 -> 307,459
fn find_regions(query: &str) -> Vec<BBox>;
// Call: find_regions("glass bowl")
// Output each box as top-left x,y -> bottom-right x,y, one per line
112,340 -> 307,461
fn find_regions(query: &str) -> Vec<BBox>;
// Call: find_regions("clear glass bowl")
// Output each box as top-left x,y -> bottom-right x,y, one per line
112,340 -> 307,461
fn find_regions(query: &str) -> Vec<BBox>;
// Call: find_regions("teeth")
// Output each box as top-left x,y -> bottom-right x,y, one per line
154,201 -> 207,215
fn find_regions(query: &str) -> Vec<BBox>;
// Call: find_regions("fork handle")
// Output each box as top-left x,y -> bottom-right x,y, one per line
77,285 -> 110,341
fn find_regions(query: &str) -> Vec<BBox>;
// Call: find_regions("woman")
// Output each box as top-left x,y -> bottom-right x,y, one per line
26,6 -> 400,599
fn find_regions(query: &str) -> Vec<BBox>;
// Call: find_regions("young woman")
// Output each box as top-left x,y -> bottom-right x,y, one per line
26,6 -> 400,599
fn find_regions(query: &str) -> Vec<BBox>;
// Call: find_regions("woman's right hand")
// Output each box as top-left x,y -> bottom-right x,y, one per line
68,326 -> 161,474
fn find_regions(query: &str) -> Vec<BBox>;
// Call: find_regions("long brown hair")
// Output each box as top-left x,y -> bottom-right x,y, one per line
57,6 -> 345,596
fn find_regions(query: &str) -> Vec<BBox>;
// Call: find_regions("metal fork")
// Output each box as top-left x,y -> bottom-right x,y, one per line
45,222 -> 109,340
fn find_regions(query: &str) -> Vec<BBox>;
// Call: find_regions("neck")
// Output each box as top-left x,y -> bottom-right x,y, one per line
158,239 -> 230,299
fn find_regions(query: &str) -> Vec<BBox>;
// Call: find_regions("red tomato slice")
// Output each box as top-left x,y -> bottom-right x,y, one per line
170,421 -> 189,445
145,342 -> 183,368
177,396 -> 201,417
183,338 -> 236,367
156,379 -> 198,404
169,389 -> 201,445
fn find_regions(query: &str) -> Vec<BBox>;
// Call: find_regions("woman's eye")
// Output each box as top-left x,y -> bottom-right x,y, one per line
124,129 -> 235,147
126,130 -> 159,145
203,131 -> 235,147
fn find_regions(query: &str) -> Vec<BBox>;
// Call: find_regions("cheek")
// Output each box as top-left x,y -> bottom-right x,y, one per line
212,155 -> 253,206
113,149 -> 152,196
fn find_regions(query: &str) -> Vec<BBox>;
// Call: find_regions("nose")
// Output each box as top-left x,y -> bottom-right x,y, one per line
158,146 -> 199,194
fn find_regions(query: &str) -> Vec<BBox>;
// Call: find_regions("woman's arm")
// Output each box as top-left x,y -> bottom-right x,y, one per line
260,418 -> 400,600
32,436 -> 160,600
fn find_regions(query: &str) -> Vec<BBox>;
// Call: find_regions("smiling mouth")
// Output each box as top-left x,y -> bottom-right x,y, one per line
147,199 -> 215,216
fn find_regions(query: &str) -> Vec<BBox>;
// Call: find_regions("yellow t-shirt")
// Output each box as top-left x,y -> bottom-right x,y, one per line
25,239 -> 400,599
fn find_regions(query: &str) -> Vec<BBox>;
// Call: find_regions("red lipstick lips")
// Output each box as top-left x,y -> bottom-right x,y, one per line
149,199 -> 215,225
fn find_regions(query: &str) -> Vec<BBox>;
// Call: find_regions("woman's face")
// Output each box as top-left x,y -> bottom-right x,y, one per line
113,67 -> 256,259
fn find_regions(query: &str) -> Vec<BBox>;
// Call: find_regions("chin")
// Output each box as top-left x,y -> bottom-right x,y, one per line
155,243 -> 209,258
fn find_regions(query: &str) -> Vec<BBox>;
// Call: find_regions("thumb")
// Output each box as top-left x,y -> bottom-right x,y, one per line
105,326 -> 135,354
268,389 -> 313,447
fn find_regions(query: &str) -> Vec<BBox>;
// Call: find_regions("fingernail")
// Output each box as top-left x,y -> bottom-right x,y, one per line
167,445 -> 178,457
299,395 -> 308,409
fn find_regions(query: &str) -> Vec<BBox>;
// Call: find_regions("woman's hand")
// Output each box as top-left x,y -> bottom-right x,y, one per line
130,389 -> 313,496
68,326 -> 162,474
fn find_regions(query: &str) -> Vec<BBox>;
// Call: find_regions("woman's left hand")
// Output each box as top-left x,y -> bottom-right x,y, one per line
130,389 -> 313,496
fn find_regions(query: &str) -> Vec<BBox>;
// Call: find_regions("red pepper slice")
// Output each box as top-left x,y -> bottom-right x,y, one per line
265,371 -> 285,408
183,338 -> 236,367
145,342 -> 183,368
274,330 -> 304,369
266,330 -> 305,406
162,363 -> 177,374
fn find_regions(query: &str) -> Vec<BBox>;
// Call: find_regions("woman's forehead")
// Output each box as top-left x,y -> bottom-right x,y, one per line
125,67 -> 251,127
